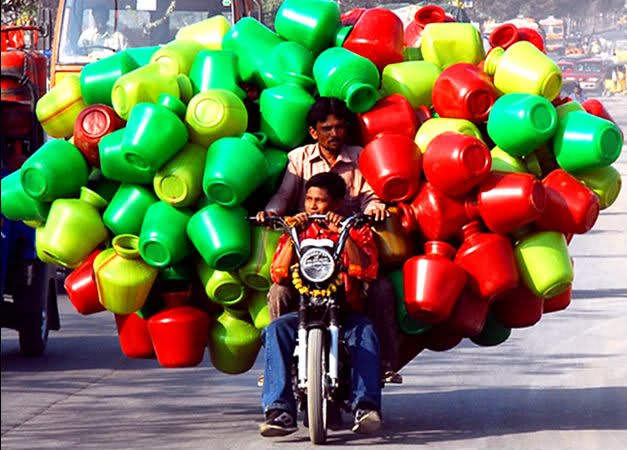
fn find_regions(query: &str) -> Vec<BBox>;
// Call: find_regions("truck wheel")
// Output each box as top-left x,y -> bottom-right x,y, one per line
18,293 -> 50,356
307,328 -> 327,444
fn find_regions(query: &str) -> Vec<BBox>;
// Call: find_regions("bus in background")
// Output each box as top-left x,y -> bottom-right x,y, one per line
539,15 -> 565,56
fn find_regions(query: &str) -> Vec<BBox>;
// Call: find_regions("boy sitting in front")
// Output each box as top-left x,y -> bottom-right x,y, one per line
260,172 -> 382,437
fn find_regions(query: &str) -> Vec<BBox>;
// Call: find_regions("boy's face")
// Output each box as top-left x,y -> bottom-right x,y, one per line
305,187 -> 338,215
309,114 -> 348,154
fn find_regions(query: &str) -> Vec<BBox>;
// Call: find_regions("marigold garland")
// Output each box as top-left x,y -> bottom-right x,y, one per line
290,263 -> 343,298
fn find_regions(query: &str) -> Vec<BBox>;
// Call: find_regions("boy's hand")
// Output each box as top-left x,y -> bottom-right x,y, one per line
286,212 -> 309,228
255,210 -> 277,224
326,212 -> 344,233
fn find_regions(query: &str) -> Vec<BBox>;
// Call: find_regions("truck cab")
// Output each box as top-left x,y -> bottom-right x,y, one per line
50,0 -> 261,87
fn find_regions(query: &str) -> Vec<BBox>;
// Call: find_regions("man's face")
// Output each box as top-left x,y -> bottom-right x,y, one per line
93,9 -> 109,31
309,114 -> 348,154
305,187 -> 337,215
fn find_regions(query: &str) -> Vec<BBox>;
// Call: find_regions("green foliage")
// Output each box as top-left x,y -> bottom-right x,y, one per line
1,0 -> 58,25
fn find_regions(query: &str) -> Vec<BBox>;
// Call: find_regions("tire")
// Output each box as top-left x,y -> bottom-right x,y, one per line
18,300 -> 49,356
307,328 -> 327,444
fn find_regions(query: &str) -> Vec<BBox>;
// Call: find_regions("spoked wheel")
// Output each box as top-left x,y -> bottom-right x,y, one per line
307,328 -> 327,444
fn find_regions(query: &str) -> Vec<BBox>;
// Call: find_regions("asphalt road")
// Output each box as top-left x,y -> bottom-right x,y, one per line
2,96 -> 627,450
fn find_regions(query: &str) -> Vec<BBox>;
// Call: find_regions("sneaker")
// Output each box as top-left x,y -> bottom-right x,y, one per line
352,409 -> 382,434
259,409 -> 297,437
383,371 -> 403,384
257,374 -> 264,387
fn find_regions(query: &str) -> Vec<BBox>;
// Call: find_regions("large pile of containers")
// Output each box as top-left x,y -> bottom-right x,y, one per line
1,1 -> 622,372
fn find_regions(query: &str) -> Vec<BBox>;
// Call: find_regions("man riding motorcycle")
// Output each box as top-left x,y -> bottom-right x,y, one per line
259,172 -> 382,437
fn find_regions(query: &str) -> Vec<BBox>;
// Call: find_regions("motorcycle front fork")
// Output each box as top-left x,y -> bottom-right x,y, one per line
296,302 -> 340,392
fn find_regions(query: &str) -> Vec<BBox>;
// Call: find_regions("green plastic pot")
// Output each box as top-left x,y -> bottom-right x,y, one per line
185,89 -> 248,148
139,201 -> 193,268
313,47 -> 380,113
274,0 -> 341,55
208,309 -> 262,374
20,139 -> 89,202
490,147 -> 528,173
470,312 -> 511,347
1,171 -> 50,222
94,234 -> 159,314
247,289 -> 271,329
124,46 -> 160,66
574,165 -> 622,210
389,269 -> 432,335
153,142 -> 207,207
381,61 -> 441,109
99,128 -> 155,184
260,41 -> 316,89
238,226 -> 282,291
260,83 -> 315,149
187,204 -> 251,271
80,51 -> 139,106
188,50 -> 246,98
175,15 -> 232,50
103,183 -> 158,236
203,133 -> 269,207
150,39 -> 206,75
196,258 -> 246,306
35,75 -> 86,138
87,170 -> 121,203
36,187 -> 108,268
421,23 -> 485,69
487,93 -> 558,157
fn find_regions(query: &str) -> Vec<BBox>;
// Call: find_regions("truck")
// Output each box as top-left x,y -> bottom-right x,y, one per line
1,24 -> 60,355
538,15 -> 565,56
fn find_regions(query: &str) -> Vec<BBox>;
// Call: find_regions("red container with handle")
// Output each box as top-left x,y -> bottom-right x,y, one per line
64,248 -> 106,315
73,104 -> 125,168
455,221 -> 519,300
423,132 -> 492,197
404,5 -> 450,47
359,94 -> 419,144
432,63 -> 499,123
359,133 -> 422,203
403,241 -> 466,324
536,169 -> 600,234
489,23 -> 520,50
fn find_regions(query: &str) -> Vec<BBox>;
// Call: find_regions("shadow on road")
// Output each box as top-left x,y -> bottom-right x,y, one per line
572,288 -> 627,299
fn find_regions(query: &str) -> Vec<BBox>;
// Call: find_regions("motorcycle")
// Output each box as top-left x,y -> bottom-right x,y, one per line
251,213 -> 374,444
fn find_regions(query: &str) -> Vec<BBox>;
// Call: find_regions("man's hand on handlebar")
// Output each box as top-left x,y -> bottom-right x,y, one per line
255,210 -> 277,224
365,204 -> 388,222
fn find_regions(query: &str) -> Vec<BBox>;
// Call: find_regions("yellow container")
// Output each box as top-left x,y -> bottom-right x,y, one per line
111,63 -> 181,120
575,165 -> 622,210
555,100 -> 584,120
153,142 -> 207,207
35,75 -> 86,138
247,290 -> 271,329
185,89 -> 248,148
175,15 -> 232,50
421,23 -> 485,69
490,147 -> 528,173
484,41 -> 562,101
150,39 -> 206,76
381,61 -> 441,109
415,118 -> 483,153
196,258 -> 246,306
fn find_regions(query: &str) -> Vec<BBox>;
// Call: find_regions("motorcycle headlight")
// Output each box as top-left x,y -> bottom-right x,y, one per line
299,248 -> 335,283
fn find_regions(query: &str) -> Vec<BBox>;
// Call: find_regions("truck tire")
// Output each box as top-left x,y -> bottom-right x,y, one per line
307,328 -> 327,444
18,300 -> 49,356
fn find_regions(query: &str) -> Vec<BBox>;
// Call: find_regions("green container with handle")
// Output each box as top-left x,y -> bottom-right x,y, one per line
208,309 -> 262,374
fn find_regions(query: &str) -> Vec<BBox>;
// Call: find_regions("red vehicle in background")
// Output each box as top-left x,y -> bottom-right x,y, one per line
563,57 -> 613,96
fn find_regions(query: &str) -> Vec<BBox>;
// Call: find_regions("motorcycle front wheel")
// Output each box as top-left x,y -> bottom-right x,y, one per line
307,328 -> 327,444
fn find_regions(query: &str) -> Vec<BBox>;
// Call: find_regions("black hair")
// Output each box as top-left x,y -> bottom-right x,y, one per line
306,97 -> 356,129
305,172 -> 347,201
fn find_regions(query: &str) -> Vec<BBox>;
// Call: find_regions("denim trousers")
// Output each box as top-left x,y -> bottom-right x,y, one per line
261,311 -> 382,418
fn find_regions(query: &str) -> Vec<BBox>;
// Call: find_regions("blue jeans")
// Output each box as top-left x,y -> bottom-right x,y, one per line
261,311 -> 381,417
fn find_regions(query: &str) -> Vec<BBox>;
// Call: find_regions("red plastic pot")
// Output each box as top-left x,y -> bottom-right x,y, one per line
147,306 -> 211,368
543,283 -> 572,313
398,182 -> 476,240
424,325 -> 464,352
115,313 -> 155,359
416,105 -> 433,126
489,23 -> 520,50
492,284 -> 544,328
445,287 -> 490,337
343,8 -> 404,72
536,169 -> 600,234
64,248 -> 106,315
403,5 -> 449,47
160,287 -> 192,308
423,132 -> 491,197
468,172 -> 546,234
359,94 -> 419,144
73,104 -> 125,168
455,221 -> 519,300
359,134 -> 422,203
581,99 -> 623,137
517,27 -> 545,52
341,8 -> 366,26
432,63 -> 499,123
403,241 -> 466,324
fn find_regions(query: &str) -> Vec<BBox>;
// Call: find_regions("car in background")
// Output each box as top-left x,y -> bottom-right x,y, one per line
563,58 -> 613,96
557,60 -> 574,74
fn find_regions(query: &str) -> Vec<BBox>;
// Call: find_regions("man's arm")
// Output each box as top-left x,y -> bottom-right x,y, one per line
359,179 -> 387,221
264,156 -> 302,216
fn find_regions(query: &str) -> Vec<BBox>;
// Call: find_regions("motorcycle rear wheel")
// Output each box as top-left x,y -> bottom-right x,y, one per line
307,328 -> 327,444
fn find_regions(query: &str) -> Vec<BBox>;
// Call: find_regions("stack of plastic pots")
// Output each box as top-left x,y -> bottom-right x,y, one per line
1,1 -> 623,372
